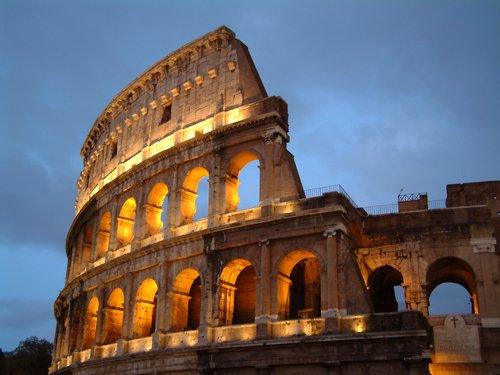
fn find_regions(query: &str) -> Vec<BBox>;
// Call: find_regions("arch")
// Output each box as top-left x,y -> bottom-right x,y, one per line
426,257 -> 478,314
81,224 -> 93,268
225,150 -> 261,213
171,268 -> 202,331
102,288 -> 124,345
218,259 -> 256,325
429,282 -> 474,315
367,265 -> 404,313
180,167 -> 209,224
132,278 -> 158,338
68,303 -> 81,353
277,249 -> 321,320
82,297 -> 99,350
145,182 -> 169,236
116,198 -> 136,246
96,211 -> 111,259
71,239 -> 81,278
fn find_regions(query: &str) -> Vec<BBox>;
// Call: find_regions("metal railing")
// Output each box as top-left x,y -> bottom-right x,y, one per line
304,184 -> 447,216
364,199 -> 447,216
363,204 -> 399,215
398,192 -> 426,202
304,184 -> 358,208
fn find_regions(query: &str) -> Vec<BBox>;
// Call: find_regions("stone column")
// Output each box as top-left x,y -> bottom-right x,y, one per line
260,127 -> 289,213
207,175 -> 220,227
93,288 -> 106,350
67,246 -> 76,282
208,151 -> 222,228
167,166 -> 180,231
74,234 -> 83,276
323,229 -> 340,317
117,272 -> 135,355
257,239 -> 272,338
153,261 -> 168,349
90,220 -> 99,262
75,296 -> 87,354
131,188 -> 144,251
198,262 -> 214,345
261,132 -> 276,209
472,237 -> 499,323
107,201 -> 119,253
323,225 -> 349,332
54,319 -> 64,362
62,303 -> 72,358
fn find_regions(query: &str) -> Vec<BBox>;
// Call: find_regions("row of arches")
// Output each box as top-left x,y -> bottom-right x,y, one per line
367,257 -> 478,315
60,249 -> 323,355
70,151 -> 261,279
57,251 -> 481,361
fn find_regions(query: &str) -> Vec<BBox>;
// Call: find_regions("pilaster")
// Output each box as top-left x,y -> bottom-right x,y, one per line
257,239 -> 272,338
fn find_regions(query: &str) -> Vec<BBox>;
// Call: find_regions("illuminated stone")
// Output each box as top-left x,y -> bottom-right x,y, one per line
52,26 -> 500,375
170,87 -> 180,97
194,75 -> 204,86
208,68 -> 217,79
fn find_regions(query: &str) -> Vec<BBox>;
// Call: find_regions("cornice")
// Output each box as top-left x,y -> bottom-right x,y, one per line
81,26 -> 235,158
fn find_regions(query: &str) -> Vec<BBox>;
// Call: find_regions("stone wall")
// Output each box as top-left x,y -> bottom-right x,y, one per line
52,26 -> 500,375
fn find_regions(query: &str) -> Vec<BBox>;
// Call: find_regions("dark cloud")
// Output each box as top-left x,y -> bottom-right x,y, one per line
0,0 -> 498,350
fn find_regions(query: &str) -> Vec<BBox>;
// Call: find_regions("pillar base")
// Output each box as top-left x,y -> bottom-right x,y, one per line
198,325 -> 213,345
324,317 -> 341,334
256,321 -> 272,339
116,338 -> 127,355
152,332 -> 162,350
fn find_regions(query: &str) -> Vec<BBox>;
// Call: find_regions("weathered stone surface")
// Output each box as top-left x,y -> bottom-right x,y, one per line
433,315 -> 481,363
52,26 -> 500,375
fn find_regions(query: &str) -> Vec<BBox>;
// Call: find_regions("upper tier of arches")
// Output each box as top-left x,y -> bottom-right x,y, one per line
67,135 -> 305,283
76,26 -> 271,214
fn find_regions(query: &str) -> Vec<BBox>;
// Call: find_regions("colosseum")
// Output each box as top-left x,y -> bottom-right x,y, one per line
51,26 -> 500,375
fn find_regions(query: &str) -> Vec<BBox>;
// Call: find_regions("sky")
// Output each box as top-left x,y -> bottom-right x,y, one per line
0,0 -> 499,351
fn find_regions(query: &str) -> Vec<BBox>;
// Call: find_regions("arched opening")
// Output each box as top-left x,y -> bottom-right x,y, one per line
96,212 -> 111,259
218,259 -> 256,325
102,288 -> 124,345
194,175 -> 209,221
71,240 -> 81,277
394,285 -> 406,312
277,250 -> 321,320
59,308 -> 69,357
367,265 -> 404,313
225,151 -> 260,213
81,224 -> 93,268
161,193 -> 169,233
132,278 -> 158,338
187,277 -> 201,329
180,167 -> 209,224
145,182 -> 169,236
427,257 -> 477,315
429,282 -> 474,315
82,297 -> 99,350
68,304 -> 81,353
171,268 -> 202,331
116,198 -> 136,247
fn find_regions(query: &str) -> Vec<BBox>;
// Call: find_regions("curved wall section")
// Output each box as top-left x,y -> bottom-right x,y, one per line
76,26 -> 269,215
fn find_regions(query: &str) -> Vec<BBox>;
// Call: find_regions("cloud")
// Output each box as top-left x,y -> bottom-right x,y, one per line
0,0 -> 498,351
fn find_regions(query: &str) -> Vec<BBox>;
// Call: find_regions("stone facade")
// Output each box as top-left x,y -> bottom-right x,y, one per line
52,26 -> 500,375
